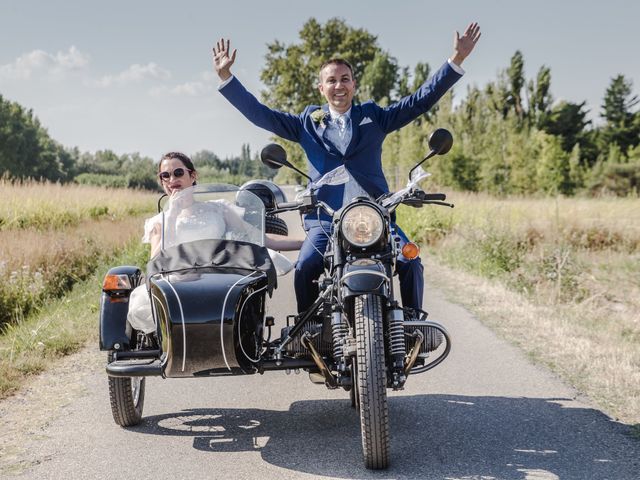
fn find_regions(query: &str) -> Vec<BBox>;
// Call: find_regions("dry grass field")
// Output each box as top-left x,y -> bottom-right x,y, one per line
0,181 -> 155,396
0,179 -> 154,230
399,192 -> 640,425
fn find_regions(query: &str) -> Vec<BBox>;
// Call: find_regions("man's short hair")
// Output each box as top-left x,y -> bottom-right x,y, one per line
318,58 -> 354,83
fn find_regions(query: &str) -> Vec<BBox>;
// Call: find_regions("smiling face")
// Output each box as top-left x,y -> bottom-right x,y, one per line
157,156 -> 196,196
318,62 -> 356,114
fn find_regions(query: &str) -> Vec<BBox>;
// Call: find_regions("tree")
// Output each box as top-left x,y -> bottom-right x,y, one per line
506,50 -> 526,121
359,51 -> 398,105
539,101 -> 590,152
600,75 -> 640,154
528,65 -> 553,125
535,132 -> 572,194
0,94 -> 72,181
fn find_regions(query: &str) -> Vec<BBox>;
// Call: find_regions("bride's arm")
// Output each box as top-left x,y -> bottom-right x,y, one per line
265,233 -> 303,251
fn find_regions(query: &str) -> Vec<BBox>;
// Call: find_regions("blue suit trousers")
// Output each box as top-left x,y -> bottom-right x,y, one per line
294,223 -> 424,313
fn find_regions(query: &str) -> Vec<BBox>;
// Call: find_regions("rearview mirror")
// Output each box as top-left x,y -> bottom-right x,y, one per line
260,143 -> 288,170
260,143 -> 312,181
408,128 -> 454,183
428,128 -> 453,155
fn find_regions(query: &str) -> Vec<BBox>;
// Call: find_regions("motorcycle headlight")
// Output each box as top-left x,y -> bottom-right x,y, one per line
341,205 -> 384,247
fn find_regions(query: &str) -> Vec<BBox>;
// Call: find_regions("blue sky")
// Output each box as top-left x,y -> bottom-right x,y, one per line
1,0 -> 638,160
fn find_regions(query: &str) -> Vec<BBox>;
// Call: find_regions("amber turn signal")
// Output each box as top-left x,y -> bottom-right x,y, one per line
401,242 -> 420,260
103,274 -> 132,291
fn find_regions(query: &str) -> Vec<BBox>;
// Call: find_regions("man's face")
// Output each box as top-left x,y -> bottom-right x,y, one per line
318,63 -> 356,114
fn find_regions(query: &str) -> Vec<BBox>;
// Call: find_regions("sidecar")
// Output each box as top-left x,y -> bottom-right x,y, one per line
99,183 -> 287,426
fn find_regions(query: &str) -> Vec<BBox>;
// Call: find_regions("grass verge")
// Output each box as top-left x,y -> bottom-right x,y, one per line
398,191 -> 640,426
0,241 -> 149,399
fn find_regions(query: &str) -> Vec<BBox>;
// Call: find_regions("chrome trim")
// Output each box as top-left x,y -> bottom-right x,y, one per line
340,269 -> 389,284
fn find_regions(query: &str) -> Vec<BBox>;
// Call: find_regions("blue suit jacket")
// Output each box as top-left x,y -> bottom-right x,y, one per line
220,61 -> 462,223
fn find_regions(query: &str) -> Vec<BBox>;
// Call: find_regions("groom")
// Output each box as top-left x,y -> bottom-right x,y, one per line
213,23 -> 481,314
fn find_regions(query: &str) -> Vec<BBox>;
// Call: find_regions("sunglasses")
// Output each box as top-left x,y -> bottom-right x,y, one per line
158,167 -> 191,181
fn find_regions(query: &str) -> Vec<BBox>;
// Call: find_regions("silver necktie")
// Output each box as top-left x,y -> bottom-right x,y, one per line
333,114 -> 351,153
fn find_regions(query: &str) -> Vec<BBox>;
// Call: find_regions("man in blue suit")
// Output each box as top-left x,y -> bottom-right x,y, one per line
213,23 -> 481,314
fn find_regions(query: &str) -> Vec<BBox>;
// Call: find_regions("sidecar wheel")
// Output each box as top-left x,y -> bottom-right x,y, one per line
265,215 -> 288,236
354,294 -> 389,469
107,353 -> 145,427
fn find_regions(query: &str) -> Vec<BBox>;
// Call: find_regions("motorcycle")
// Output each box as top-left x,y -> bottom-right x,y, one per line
99,128 -> 455,469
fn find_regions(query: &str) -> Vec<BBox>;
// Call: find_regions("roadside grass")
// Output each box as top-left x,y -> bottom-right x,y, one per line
0,241 -> 149,399
0,217 -> 147,323
0,179 -> 155,230
399,192 -> 640,425
0,182 -> 155,327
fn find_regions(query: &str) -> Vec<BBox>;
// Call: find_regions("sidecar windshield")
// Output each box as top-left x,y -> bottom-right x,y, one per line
160,184 -> 265,251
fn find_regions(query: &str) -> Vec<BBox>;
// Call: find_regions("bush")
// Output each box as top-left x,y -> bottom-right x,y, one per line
74,173 -> 128,188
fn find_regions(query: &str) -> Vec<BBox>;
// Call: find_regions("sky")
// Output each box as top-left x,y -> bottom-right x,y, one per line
1,0 -> 638,161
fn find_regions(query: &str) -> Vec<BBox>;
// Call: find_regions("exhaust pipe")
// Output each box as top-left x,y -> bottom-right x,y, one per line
404,329 -> 424,376
301,332 -> 338,388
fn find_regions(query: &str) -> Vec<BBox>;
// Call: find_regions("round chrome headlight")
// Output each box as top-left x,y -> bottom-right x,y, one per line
341,205 -> 384,247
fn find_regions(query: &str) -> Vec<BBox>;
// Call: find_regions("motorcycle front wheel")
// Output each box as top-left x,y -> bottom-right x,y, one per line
354,294 -> 390,469
107,352 -> 145,426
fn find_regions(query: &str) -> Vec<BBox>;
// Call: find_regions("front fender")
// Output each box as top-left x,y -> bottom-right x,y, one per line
99,266 -> 143,351
340,260 -> 389,299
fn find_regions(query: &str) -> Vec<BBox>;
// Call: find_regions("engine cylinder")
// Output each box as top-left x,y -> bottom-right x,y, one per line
403,321 -> 444,354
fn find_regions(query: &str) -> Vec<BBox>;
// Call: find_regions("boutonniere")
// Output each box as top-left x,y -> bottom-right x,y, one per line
310,109 -> 329,128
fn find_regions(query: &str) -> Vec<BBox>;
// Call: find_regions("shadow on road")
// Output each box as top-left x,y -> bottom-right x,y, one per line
136,394 -> 638,479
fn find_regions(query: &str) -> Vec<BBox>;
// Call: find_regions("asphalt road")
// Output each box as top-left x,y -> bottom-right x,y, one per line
2,208 -> 638,480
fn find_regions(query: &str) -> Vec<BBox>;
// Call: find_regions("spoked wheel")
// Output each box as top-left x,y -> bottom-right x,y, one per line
107,352 -> 145,426
354,294 -> 389,469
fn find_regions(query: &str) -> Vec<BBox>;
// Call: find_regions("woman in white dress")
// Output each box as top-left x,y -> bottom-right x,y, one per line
127,151 -> 302,338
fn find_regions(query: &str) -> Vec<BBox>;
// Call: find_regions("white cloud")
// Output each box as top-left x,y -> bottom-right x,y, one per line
0,46 -> 90,80
148,71 -> 215,97
149,81 -> 212,97
95,62 -> 171,87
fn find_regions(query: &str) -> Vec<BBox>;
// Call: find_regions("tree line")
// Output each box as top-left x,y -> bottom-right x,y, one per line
2,17 -> 638,195
0,95 -> 273,190
261,18 -> 639,196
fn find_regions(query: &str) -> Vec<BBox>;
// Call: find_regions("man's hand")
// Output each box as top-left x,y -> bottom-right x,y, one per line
450,22 -> 481,66
213,38 -> 237,81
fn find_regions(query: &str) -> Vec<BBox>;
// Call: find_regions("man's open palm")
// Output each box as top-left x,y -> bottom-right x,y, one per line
213,38 -> 237,81
454,22 -> 481,62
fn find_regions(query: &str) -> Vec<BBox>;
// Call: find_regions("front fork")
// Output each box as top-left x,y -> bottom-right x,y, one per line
386,302 -> 408,389
326,247 -> 410,390
331,299 -> 409,391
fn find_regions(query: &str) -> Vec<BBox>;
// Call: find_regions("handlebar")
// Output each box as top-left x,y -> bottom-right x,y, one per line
273,189 -> 451,216
421,193 -> 447,201
274,201 -> 300,210
272,196 -> 335,217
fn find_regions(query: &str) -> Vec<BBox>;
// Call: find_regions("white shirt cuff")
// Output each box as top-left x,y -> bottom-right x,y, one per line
218,75 -> 234,90
447,58 -> 465,76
